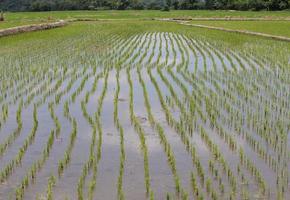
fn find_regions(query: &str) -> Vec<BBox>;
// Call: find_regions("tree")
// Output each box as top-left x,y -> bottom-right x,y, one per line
0,10 -> 4,21
0,0 -> 289,11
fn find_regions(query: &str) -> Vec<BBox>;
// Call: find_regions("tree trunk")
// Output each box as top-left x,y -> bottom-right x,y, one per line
0,11 -> 4,21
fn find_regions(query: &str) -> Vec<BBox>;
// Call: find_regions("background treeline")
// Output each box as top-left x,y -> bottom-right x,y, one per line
0,0 -> 289,12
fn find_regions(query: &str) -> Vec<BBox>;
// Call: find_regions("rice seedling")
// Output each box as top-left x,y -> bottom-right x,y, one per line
114,69 -> 126,200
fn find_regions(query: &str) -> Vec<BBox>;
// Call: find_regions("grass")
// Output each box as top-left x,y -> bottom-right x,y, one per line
1,20 -> 289,66
1,10 -> 290,29
190,20 -> 290,37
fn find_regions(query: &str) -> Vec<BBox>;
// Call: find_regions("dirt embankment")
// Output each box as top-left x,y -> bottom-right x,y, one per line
0,20 -> 68,37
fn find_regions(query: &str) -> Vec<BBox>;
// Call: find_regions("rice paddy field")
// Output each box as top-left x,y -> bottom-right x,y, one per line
0,11 -> 290,200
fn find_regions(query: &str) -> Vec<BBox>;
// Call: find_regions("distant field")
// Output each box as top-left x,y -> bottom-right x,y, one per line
0,11 -> 290,200
190,20 -> 290,38
1,10 -> 290,29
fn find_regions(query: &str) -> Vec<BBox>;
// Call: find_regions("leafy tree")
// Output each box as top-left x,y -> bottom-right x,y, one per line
0,0 -> 289,11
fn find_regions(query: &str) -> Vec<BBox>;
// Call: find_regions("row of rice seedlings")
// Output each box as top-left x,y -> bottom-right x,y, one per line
215,87 -> 279,172
117,34 -> 144,67
180,74 -> 240,196
210,72 -> 288,197
198,40 -> 228,72
164,33 -> 170,65
214,47 -> 237,72
113,69 -> 126,200
204,94 -> 237,151
167,33 -> 177,67
53,67 -> 82,105
178,70 -> 238,152
159,34 -> 174,68
98,34 -> 126,63
228,50 -> 247,71
0,28 -> 107,102
147,67 -> 207,196
236,165 -> 251,200
136,33 -> 154,66
235,51 -> 257,71
190,172 -> 204,200
147,33 -> 158,65
156,67 -> 186,121
0,104 -> 8,130
0,104 -> 38,183
76,72 -> 104,200
14,129 -> 56,200
84,70 -> 109,200
57,101 -> 78,176
171,34 -> 187,71
117,35 -> 144,65
199,71 -> 280,197
11,65 -> 89,198
39,64 -> 97,198
221,72 -> 275,117
198,119 -> 238,197
154,65 -> 241,197
45,175 -> 56,200
239,148 -> 267,196
188,39 -> 207,72
127,33 -> 150,66
0,99 -> 23,157
21,65 -> 63,107
226,72 -> 288,150
126,68 -> 153,198
176,35 -> 191,71
7,64 -> 58,106
199,122 -> 238,197
195,40 -> 218,72
205,178 -> 219,200
2,61 -> 73,180
168,35 -> 193,71
24,64 -> 72,107
137,66 -> 186,198
156,33 -> 163,65
149,33 -> 163,68
166,69 -> 195,122
244,52 -> 268,71
107,36 -> 129,62
71,69 -> 91,103
48,102 -> 61,138
144,33 -> 159,66
210,71 -> 283,165
209,159 -> 229,194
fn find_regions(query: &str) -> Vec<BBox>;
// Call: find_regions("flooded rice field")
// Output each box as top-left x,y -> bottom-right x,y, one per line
0,31 -> 289,200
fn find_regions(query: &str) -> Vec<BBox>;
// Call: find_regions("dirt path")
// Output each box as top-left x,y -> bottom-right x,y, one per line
0,20 -> 67,37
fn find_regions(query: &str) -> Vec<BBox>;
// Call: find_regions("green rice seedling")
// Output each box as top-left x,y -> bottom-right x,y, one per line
0,100 -> 23,158
0,104 -> 38,183
127,68 -> 153,196
137,66 -> 184,196
114,69 -> 126,200
46,175 -> 56,200
14,129 -> 55,199
191,172 -> 204,199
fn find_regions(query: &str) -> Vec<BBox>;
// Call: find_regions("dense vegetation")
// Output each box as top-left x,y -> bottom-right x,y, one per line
0,0 -> 289,11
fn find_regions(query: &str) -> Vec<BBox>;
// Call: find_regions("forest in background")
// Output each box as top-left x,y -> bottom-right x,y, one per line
0,0 -> 289,11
